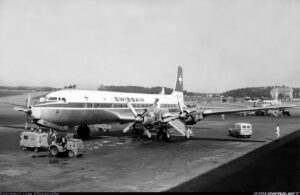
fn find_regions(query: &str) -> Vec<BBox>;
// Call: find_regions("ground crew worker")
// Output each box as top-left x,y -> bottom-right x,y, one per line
47,129 -> 56,145
62,136 -> 67,149
275,124 -> 280,138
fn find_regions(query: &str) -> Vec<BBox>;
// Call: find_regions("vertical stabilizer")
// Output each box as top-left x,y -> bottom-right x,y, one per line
172,66 -> 185,107
173,66 -> 183,93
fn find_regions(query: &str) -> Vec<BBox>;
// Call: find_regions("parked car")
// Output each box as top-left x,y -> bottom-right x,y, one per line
229,123 -> 252,138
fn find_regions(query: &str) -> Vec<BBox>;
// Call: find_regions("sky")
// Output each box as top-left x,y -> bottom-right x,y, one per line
0,0 -> 299,93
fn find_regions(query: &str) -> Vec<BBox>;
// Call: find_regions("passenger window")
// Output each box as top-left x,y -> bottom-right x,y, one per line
242,125 -> 246,129
247,125 -> 251,129
24,135 -> 28,140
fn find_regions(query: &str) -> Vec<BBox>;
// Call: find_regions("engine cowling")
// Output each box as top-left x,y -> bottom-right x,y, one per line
184,112 -> 203,125
142,116 -> 155,125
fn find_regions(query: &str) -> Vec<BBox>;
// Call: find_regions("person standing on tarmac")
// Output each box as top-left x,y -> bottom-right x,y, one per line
275,124 -> 280,138
47,129 -> 56,145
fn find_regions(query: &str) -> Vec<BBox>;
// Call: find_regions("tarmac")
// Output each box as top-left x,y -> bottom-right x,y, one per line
0,93 -> 299,192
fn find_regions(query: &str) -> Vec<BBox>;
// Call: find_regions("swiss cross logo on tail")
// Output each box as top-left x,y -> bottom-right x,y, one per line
178,74 -> 183,85
173,66 -> 183,93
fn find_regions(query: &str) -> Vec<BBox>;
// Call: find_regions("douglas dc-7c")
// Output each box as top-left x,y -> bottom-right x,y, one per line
1,66 -> 298,141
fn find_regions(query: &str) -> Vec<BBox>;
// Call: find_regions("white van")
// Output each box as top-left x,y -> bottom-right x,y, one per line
20,131 -> 49,152
229,123 -> 252,138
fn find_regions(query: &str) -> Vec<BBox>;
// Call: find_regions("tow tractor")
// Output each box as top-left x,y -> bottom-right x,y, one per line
48,133 -> 84,157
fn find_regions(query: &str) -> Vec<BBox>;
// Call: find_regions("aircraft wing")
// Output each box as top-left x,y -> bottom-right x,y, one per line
117,116 -> 136,123
201,104 -> 299,117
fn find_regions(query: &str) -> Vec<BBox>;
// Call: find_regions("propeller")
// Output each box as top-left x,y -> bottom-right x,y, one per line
25,94 -> 32,129
14,94 -> 32,129
123,98 -> 159,138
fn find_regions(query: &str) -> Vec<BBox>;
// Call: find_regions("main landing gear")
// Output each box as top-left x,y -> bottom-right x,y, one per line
77,125 -> 90,140
157,123 -> 170,142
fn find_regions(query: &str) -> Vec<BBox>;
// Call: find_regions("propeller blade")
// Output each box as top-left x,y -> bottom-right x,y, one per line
143,127 -> 152,138
26,94 -> 31,108
123,122 -> 136,133
126,102 -> 137,117
25,114 -> 29,129
177,101 -> 183,113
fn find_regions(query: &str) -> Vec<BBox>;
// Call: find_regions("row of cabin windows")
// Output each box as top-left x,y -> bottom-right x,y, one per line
160,104 -> 178,108
83,103 -> 178,109
84,103 -> 153,108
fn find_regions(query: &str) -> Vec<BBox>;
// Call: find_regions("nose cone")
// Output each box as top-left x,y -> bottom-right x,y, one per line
31,107 -> 41,119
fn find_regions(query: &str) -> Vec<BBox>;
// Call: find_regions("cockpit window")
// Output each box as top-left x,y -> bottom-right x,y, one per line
48,97 -> 58,101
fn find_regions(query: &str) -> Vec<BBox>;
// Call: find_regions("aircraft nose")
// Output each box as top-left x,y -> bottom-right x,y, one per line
30,107 -> 41,119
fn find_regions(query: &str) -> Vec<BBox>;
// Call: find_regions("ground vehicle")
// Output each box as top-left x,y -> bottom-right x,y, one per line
19,131 -> 49,152
49,137 -> 84,157
94,124 -> 111,132
229,123 -> 252,138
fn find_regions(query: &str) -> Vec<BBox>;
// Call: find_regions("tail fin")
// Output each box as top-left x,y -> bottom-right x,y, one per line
172,66 -> 185,107
173,66 -> 183,93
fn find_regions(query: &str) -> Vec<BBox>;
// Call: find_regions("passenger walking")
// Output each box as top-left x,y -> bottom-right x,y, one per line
275,124 -> 280,138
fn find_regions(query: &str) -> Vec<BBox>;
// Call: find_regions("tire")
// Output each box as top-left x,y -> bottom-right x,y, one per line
77,125 -> 90,140
34,147 -> 39,153
21,146 -> 27,151
50,146 -> 59,156
162,132 -> 170,142
68,150 -> 75,158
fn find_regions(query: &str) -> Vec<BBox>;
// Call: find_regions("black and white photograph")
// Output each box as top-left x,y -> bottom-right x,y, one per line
0,0 -> 299,193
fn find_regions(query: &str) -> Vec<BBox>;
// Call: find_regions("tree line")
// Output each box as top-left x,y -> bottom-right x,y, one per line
222,86 -> 300,99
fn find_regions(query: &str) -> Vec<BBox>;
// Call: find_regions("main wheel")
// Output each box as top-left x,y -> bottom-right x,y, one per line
34,147 -> 39,153
50,146 -> 59,156
21,146 -> 27,151
68,150 -> 75,158
162,132 -> 170,142
77,125 -> 90,140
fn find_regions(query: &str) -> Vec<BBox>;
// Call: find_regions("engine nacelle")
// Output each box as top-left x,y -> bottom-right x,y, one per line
142,117 -> 155,125
185,113 -> 203,125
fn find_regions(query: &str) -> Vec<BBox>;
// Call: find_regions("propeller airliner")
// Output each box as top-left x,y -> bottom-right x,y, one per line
1,66 -> 298,141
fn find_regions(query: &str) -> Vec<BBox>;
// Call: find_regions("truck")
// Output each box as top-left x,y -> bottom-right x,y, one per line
229,122 -> 252,138
94,124 -> 112,132
19,131 -> 49,152
20,131 -> 84,157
